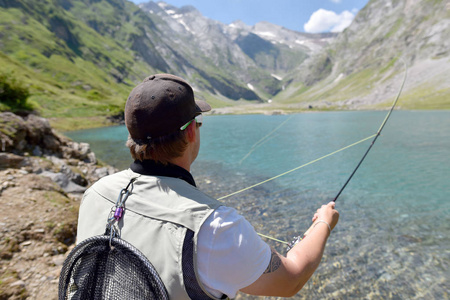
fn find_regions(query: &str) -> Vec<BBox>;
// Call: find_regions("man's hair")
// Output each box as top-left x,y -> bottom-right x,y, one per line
126,130 -> 188,164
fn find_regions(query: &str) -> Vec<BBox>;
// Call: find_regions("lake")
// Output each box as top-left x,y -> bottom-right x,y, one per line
66,110 -> 449,299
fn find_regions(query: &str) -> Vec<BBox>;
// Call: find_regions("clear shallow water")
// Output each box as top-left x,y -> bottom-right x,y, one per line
66,111 -> 449,299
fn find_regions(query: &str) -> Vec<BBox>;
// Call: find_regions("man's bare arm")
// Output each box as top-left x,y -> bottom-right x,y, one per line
240,202 -> 339,297
263,249 -> 282,274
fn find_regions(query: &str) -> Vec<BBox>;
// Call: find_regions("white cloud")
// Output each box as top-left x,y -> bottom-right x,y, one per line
330,0 -> 342,3
304,8 -> 355,33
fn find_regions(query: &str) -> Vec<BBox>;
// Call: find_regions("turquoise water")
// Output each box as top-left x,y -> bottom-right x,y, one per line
66,111 -> 449,299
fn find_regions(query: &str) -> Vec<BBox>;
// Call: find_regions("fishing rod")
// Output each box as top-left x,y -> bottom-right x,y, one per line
287,58 -> 408,249
218,58 -> 408,245
333,58 -> 407,202
221,59 -> 407,202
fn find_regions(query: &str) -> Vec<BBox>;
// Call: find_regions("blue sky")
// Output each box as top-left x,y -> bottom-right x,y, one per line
129,0 -> 370,33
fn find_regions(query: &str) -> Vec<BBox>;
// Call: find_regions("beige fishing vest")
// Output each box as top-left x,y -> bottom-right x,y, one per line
77,169 -> 224,300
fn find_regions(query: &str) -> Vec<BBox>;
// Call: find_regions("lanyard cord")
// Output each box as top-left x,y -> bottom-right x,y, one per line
106,176 -> 140,246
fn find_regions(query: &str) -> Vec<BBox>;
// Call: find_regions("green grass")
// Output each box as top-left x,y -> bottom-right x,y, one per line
0,3 -> 146,120
284,67 -> 379,105
1,0 -> 448,132
400,84 -> 450,110
273,56 -> 450,112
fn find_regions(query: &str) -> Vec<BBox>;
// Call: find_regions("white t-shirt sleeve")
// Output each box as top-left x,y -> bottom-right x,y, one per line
197,206 -> 271,298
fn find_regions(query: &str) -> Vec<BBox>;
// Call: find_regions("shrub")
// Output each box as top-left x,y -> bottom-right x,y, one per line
0,73 -> 32,111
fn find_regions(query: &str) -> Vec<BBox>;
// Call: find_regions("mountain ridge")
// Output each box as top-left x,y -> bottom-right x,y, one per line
0,0 -> 448,130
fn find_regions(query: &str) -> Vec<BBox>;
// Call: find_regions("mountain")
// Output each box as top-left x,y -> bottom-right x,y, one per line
0,0 -> 448,130
136,1 -> 330,101
0,0 -> 334,129
280,0 -> 450,110
0,0 -> 153,129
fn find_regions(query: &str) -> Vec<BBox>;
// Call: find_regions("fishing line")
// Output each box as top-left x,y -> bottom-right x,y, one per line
218,58 -> 407,244
256,233 -> 289,244
239,115 -> 293,164
238,135 -> 277,165
223,133 -> 378,245
218,133 -> 376,201
333,58 -> 408,202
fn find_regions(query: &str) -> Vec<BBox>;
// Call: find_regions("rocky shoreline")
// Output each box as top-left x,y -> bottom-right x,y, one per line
0,112 -> 117,299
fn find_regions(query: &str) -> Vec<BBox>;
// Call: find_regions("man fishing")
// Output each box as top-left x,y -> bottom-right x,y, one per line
76,73 -> 339,299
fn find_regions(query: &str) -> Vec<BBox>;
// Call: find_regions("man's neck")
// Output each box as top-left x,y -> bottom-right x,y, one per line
169,157 -> 191,172
130,159 -> 196,186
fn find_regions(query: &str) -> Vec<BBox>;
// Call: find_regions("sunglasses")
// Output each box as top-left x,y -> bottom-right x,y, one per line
180,114 -> 203,130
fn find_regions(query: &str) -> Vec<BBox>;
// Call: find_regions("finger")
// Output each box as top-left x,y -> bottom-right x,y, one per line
327,201 -> 336,208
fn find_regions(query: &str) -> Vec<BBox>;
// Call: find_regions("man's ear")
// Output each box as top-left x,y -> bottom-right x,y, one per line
186,121 -> 197,142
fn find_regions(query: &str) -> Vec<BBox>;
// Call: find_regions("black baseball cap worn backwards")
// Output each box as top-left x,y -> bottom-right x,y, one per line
125,74 -> 211,144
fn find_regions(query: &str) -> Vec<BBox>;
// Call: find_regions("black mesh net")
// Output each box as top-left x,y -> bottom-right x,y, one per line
59,235 -> 169,300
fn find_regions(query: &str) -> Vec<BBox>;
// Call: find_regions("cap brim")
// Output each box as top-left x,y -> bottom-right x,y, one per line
195,99 -> 211,112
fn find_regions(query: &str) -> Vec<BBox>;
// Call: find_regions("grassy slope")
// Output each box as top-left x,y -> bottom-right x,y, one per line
1,0 -> 448,132
274,56 -> 450,111
0,1 -> 152,130
0,1 -> 248,130
271,0 -> 450,111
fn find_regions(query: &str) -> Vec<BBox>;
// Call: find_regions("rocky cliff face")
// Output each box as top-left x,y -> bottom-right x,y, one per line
334,0 -> 450,108
137,1 -> 335,98
287,0 -> 450,109
0,112 -> 117,299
